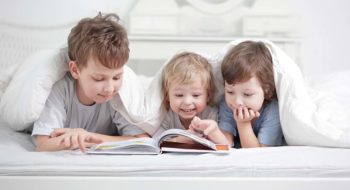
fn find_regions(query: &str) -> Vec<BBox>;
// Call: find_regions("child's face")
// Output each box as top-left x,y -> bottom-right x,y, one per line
224,76 -> 264,112
71,58 -> 123,105
168,79 -> 208,122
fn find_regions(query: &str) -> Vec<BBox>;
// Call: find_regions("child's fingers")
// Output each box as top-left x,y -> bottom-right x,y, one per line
187,127 -> 196,134
192,116 -> 200,123
243,107 -> 250,119
255,111 -> 260,117
62,135 -> 71,148
233,109 -> 238,120
248,109 -> 255,118
87,135 -> 103,144
78,134 -> 86,153
237,107 -> 243,120
50,131 -> 59,138
203,124 -> 216,136
190,116 -> 201,128
50,128 -> 68,137
70,132 -> 79,148
189,123 -> 196,130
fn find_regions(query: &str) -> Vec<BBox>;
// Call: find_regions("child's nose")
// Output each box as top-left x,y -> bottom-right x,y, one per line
234,97 -> 244,107
183,96 -> 193,105
103,81 -> 114,93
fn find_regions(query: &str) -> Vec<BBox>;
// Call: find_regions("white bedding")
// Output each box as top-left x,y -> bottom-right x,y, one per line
1,125 -> 350,177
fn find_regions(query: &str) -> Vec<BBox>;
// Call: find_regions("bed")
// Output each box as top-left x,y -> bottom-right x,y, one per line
1,1 -> 350,190
1,124 -> 350,190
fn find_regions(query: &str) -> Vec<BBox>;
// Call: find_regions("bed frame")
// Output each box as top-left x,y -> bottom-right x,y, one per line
1,176 -> 350,190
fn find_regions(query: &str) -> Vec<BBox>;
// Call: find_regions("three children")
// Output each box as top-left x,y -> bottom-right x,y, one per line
32,13 -> 284,152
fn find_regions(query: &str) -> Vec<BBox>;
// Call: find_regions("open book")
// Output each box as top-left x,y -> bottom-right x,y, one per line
87,129 -> 230,155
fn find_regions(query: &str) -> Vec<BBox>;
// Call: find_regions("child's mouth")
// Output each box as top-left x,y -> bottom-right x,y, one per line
181,108 -> 196,113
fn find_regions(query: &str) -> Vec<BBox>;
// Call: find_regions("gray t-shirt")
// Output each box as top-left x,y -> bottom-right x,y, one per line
153,106 -> 218,138
32,73 -> 145,137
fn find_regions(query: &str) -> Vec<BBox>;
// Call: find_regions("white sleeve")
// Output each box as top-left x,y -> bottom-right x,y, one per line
31,81 -> 67,136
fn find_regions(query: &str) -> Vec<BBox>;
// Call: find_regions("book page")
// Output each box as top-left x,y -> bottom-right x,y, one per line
87,137 -> 160,155
157,129 -> 228,151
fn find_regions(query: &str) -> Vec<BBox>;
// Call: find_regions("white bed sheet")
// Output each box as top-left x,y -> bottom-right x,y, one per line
1,124 -> 350,178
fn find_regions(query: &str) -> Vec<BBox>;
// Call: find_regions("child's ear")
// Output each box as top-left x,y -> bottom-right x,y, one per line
206,92 -> 211,104
69,61 -> 80,79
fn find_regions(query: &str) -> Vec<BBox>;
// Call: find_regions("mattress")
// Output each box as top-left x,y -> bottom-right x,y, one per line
1,123 -> 350,178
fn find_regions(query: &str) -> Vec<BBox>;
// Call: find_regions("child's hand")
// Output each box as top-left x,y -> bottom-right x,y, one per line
189,116 -> 229,144
52,128 -> 103,152
233,107 -> 260,124
50,128 -> 72,138
189,116 -> 218,138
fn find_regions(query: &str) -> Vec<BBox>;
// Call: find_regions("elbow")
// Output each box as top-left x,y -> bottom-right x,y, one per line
135,133 -> 150,138
34,135 -> 50,152
35,143 -> 46,152
35,146 -> 44,152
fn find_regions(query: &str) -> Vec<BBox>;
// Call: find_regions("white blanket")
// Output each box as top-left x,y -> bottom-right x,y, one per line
1,40 -> 350,147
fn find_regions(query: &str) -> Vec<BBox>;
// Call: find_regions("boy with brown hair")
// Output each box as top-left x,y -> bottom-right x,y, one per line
32,13 -> 148,152
219,41 -> 284,148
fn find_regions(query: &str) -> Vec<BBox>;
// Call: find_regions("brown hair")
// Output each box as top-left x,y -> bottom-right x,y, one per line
68,12 -> 129,69
162,52 -> 215,110
221,41 -> 276,102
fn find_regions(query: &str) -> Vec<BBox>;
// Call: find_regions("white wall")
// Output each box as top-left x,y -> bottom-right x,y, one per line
1,0 -> 350,77
0,0 -> 135,26
295,0 -> 350,76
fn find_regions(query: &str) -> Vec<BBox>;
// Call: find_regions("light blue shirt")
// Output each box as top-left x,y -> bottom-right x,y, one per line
218,96 -> 284,147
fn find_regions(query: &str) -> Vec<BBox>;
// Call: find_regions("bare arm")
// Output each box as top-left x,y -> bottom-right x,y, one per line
234,107 -> 266,148
221,130 -> 234,147
236,122 -> 266,148
35,135 -> 70,152
35,129 -> 105,152
36,128 -> 149,152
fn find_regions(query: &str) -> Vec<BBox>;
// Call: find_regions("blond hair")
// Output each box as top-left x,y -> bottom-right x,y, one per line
161,52 -> 215,110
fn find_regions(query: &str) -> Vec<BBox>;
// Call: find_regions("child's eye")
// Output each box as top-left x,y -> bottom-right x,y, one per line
174,94 -> 183,97
93,77 -> 104,81
244,93 -> 254,97
226,91 -> 234,95
193,94 -> 201,98
113,74 -> 123,81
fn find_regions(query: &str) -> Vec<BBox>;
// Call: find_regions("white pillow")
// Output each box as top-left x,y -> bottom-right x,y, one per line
110,58 -> 167,135
0,48 -> 68,130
